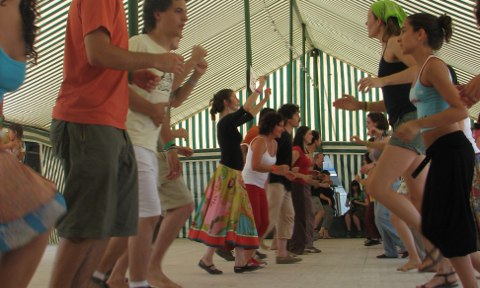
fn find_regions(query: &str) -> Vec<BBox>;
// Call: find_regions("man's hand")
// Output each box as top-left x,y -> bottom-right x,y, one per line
194,59 -> 208,75
177,146 -> 194,157
166,149 -> 182,180
154,53 -> 185,74
131,70 -> 160,92
191,45 -> 207,64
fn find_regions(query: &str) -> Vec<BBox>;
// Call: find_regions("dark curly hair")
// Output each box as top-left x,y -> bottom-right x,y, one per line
143,0 -> 189,33
8,123 -> 23,139
407,13 -> 452,51
209,89 -> 233,121
259,112 -> 283,136
1,0 -> 41,64
367,112 -> 389,131
310,130 -> 320,145
277,103 -> 300,121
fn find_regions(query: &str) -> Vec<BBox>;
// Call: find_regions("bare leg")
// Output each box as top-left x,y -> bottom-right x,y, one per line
128,216 -> 159,284
147,204 -> 193,288
0,231 -> 49,288
367,145 -> 426,231
449,255 -> 477,288
390,212 -> 421,271
200,247 -> 216,266
345,213 -> 352,232
106,252 -> 129,288
276,239 -> 289,257
314,210 -> 325,230
234,247 -> 246,267
95,237 -> 128,276
471,251 -> 480,273
352,215 -> 362,232
50,238 -> 109,288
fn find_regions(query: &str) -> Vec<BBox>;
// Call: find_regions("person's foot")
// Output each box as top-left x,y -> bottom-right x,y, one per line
304,246 -> 322,253
418,248 -> 441,273
396,260 -> 421,272
346,230 -> 352,238
215,249 -> 235,261
364,239 -> 381,246
416,271 -> 458,288
147,270 -> 182,288
356,230 -> 363,238
106,277 -> 128,288
90,277 -> 109,288
198,259 -> 223,275
255,250 -> 267,259
376,254 -> 397,259
247,258 -> 266,268
276,255 -> 302,264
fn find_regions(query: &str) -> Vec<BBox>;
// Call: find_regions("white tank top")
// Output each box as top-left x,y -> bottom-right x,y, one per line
242,136 -> 277,188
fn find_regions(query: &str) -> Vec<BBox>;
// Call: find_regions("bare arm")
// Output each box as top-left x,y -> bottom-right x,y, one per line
333,94 -> 386,112
171,45 -> 207,91
243,76 -> 266,113
248,88 -> 271,117
84,28 -> 184,73
396,59 -> 468,141
170,59 -> 208,108
128,88 -> 166,126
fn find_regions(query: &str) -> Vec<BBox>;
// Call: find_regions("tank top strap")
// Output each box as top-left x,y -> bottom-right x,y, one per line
417,55 -> 440,83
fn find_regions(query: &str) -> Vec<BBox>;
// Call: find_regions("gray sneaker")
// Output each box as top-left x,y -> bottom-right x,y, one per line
276,255 -> 302,264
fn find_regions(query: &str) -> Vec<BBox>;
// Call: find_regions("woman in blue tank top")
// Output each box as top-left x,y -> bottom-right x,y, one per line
333,0 -> 430,273
396,13 -> 477,288
0,1 -> 65,286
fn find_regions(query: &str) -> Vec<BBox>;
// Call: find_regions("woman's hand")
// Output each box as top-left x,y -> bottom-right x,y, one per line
350,136 -> 365,145
394,120 -> 420,143
257,75 -> 266,90
358,76 -> 384,92
459,74 -> 480,108
333,94 -> 363,111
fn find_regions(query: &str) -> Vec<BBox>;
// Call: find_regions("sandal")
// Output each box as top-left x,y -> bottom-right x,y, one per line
418,271 -> 458,288
418,248 -> 442,273
198,260 -> 223,275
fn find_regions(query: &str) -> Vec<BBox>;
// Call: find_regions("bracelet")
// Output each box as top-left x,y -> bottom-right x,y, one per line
363,101 -> 367,110
163,140 -> 175,150
272,165 -> 277,173
186,78 -> 197,87
255,88 -> 262,94
167,145 -> 177,151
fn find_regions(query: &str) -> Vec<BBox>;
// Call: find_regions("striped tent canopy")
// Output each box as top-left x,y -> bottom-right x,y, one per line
4,0 -> 480,134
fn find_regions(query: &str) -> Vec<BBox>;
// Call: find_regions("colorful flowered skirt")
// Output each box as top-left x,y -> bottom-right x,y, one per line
0,151 -> 66,252
188,164 -> 259,249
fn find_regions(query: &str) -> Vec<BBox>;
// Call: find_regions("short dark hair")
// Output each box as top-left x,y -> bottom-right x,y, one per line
277,104 -> 300,121
476,0 -> 480,26
321,170 -> 330,176
143,0 -> 189,33
259,112 -> 283,135
310,130 -> 320,145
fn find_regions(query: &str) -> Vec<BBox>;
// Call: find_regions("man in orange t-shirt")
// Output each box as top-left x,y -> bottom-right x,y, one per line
49,0 -> 185,287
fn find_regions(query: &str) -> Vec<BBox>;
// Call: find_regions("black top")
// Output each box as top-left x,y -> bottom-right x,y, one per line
217,106 -> 253,170
378,56 -> 416,125
319,187 -> 335,207
269,131 -> 293,190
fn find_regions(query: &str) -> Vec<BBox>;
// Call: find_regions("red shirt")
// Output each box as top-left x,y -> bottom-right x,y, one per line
292,145 -> 312,184
52,0 -> 129,129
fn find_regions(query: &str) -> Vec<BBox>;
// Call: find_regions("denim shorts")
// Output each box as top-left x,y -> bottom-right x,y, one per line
388,111 -> 425,155
50,119 -> 138,239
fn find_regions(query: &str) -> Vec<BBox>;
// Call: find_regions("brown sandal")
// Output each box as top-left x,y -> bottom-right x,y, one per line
418,271 -> 458,288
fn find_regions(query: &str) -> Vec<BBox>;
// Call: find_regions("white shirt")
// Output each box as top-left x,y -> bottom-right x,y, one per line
126,34 -> 172,152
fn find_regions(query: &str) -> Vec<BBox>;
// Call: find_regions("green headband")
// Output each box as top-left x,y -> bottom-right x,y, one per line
371,0 -> 407,27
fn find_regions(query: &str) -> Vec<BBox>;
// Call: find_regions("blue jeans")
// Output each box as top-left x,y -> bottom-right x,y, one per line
374,181 -> 405,257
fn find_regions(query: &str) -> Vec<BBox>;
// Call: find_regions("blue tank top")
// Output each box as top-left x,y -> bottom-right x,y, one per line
0,49 -> 27,101
409,56 -> 449,133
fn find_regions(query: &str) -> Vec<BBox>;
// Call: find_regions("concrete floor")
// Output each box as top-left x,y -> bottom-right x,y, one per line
30,238 -> 446,288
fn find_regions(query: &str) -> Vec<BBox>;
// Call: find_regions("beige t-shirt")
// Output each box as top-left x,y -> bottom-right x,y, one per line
126,34 -> 172,152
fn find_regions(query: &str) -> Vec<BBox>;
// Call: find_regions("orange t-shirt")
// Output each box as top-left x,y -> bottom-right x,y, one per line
242,125 -> 260,145
52,0 -> 129,129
